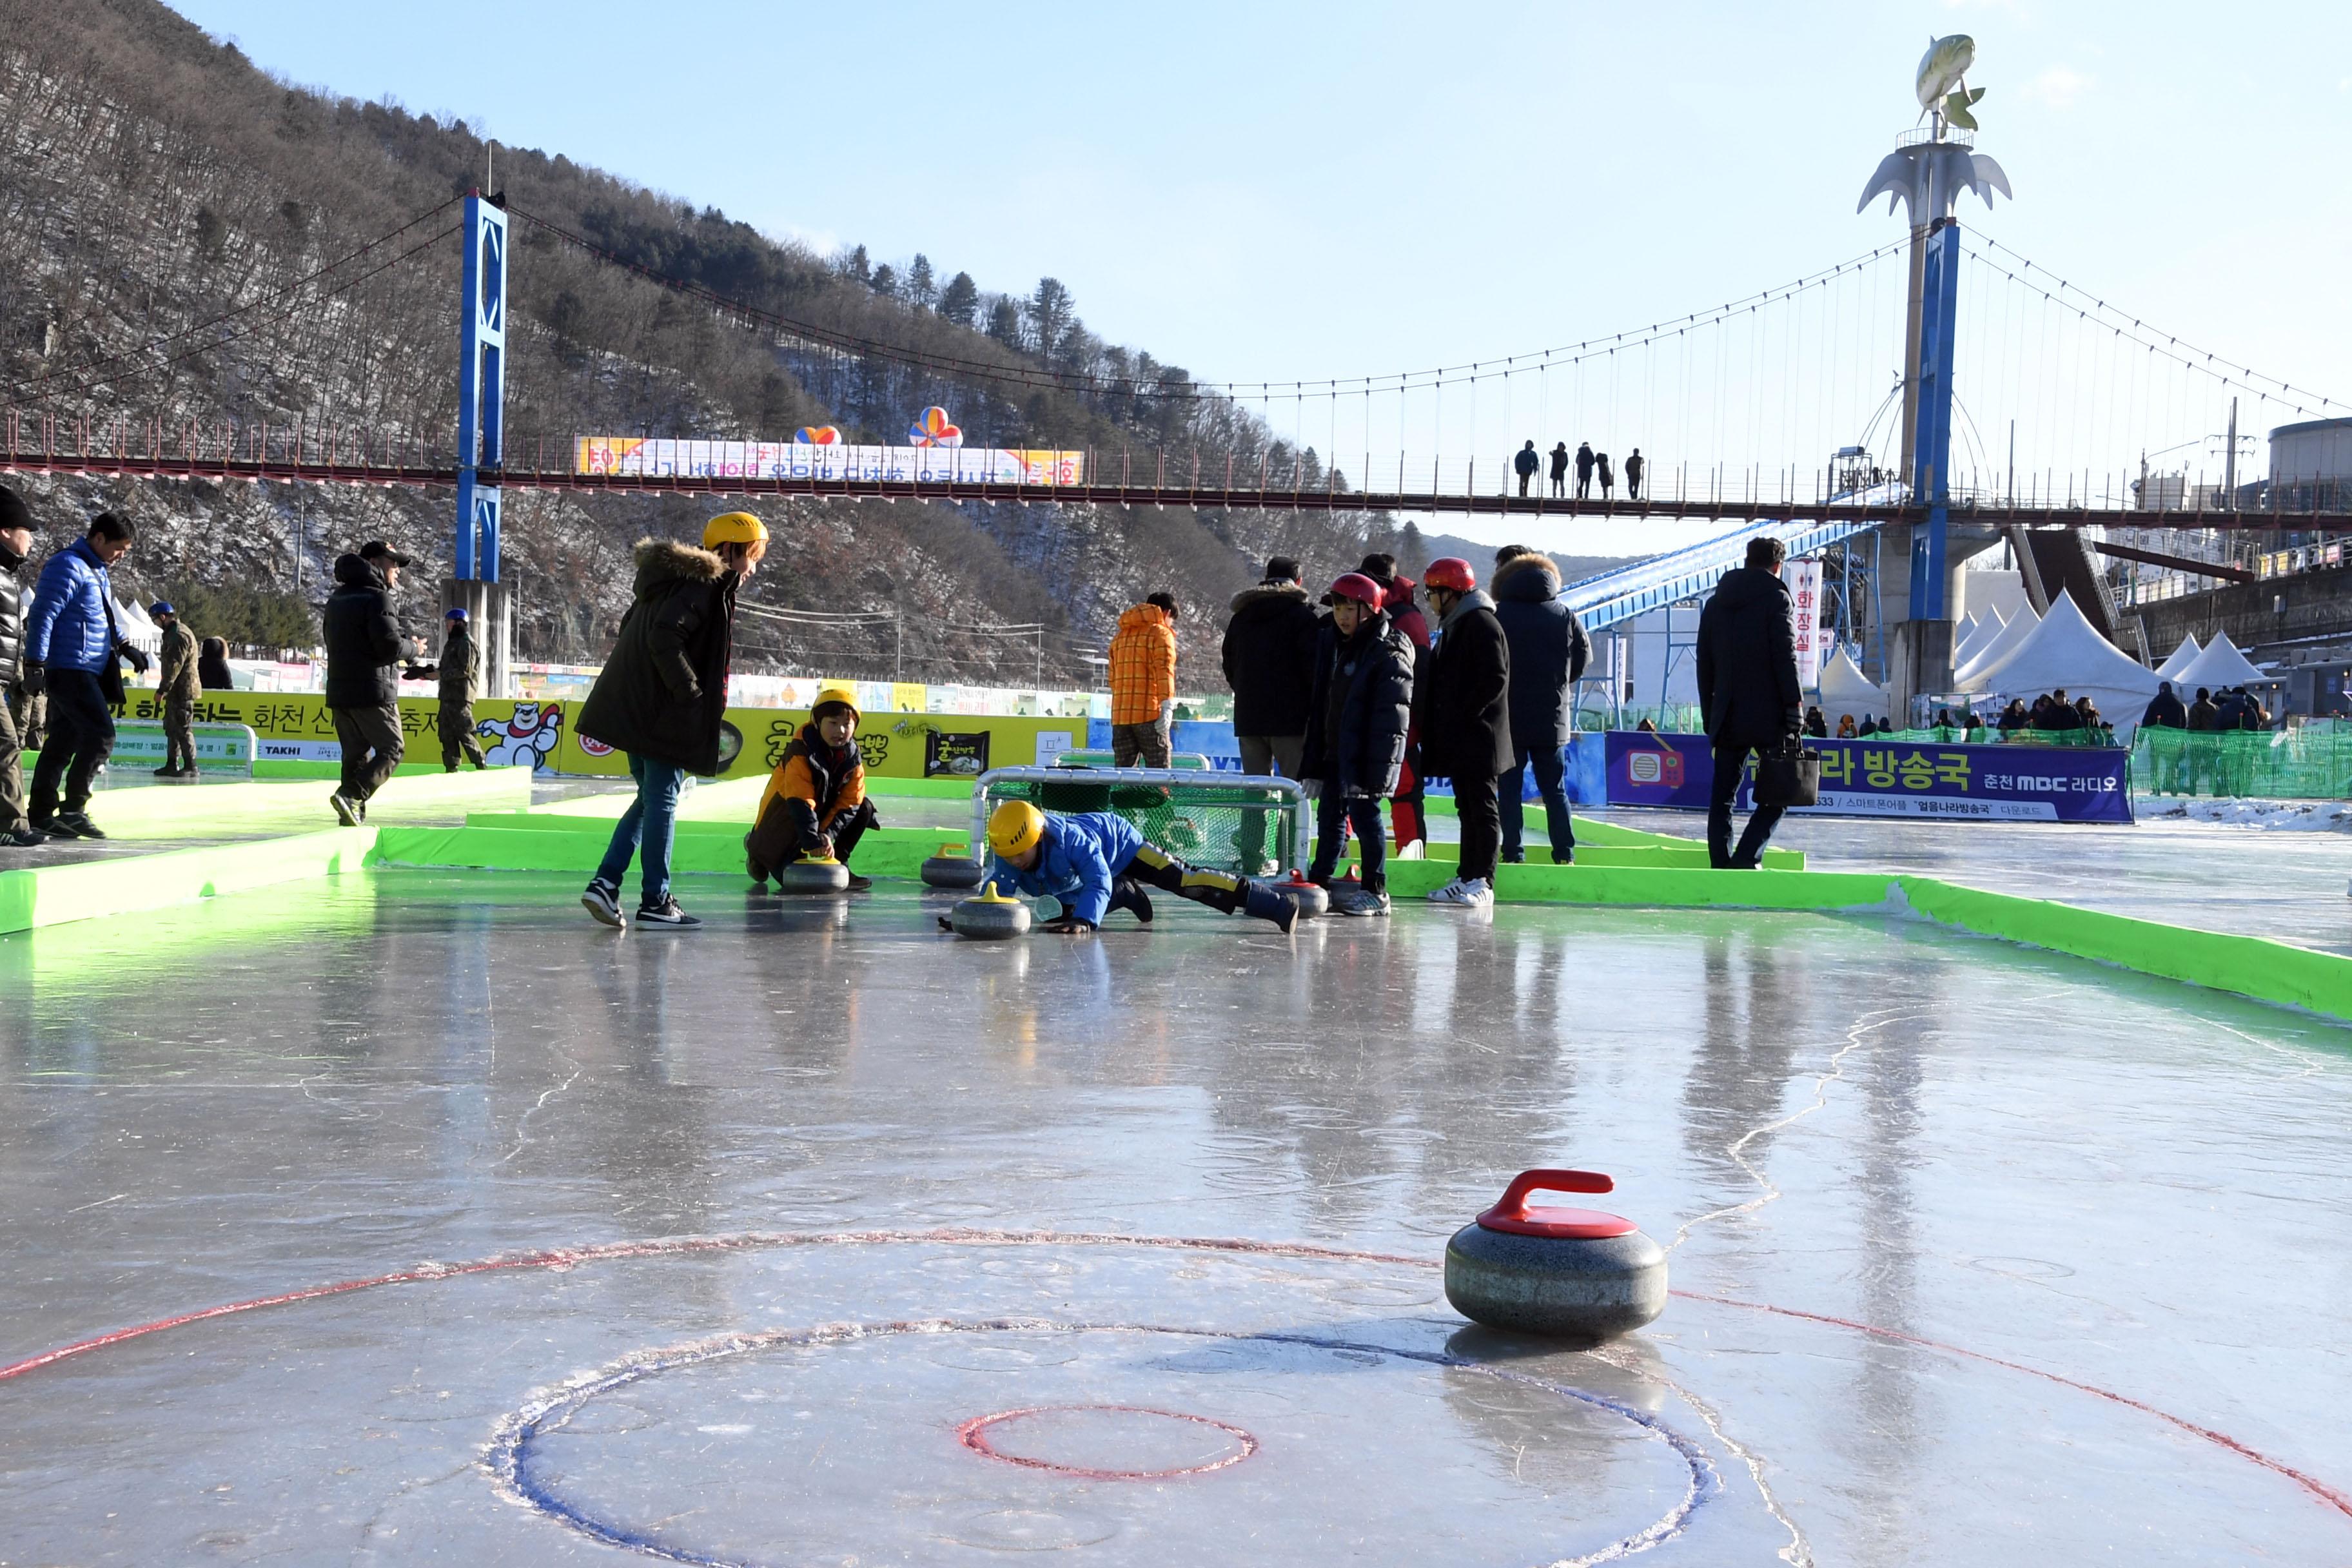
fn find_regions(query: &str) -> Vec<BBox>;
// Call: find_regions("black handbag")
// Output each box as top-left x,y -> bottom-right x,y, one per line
1754,739 -> 1821,807
95,589 -> 126,707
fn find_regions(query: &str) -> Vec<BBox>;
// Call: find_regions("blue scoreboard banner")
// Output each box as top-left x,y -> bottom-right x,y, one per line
1605,732 -> 2133,824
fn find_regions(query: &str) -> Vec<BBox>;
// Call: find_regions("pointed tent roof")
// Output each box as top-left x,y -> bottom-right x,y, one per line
2155,633 -> 2202,683
2177,629 -> 2271,689
1954,600 -> 2040,689
1954,612 -> 2004,668
1965,589 -> 2160,703
1819,645 -> 1888,716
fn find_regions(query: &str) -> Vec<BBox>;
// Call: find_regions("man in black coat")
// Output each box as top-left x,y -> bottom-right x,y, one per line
577,516 -> 761,929
1696,536 -> 1803,869
1221,556 -> 1322,873
1416,557 -> 1511,907
2140,680 -> 2188,730
1513,440 -> 1540,496
1549,442 -> 1570,497
1491,547 -> 1589,864
323,540 -> 409,825
1300,573 -> 1416,916
1574,441 -> 1596,498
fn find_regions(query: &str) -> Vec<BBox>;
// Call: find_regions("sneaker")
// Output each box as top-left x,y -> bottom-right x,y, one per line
1551,848 -> 1574,866
1428,876 -> 1493,909
1330,884 -> 1391,917
635,897 -> 701,929
153,765 -> 179,778
845,872 -> 874,893
50,810 -> 104,840
0,825 -> 45,847
580,879 -> 624,928
329,792 -> 360,827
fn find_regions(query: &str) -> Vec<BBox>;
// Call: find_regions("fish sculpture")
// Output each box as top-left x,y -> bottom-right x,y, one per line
1916,34 -> 1984,132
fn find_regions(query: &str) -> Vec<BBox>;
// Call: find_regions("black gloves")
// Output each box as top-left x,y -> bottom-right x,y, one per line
19,661 -> 43,696
122,644 -> 150,676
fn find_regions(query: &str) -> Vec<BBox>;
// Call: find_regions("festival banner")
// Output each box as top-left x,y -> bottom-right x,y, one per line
1787,558 -> 1824,689
574,437 -> 1084,487
1603,732 -> 2132,823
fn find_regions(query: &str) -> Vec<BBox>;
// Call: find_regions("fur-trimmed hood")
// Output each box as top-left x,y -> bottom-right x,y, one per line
1228,580 -> 1310,614
632,537 -> 725,596
1492,552 -> 1562,602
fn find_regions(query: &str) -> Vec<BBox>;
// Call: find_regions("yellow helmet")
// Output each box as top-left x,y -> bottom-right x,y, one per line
702,511 -> 769,551
812,684 -> 859,720
988,801 -> 1046,858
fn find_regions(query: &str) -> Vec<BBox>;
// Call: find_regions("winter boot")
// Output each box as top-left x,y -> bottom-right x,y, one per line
1106,876 -> 1155,925
1242,879 -> 1298,934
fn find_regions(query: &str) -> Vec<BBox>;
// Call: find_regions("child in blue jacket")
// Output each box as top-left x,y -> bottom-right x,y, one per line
984,802 -> 1295,934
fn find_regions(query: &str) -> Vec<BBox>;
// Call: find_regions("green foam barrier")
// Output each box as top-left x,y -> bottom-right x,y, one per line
0,827 -> 377,935
371,822 -> 972,882
44,765 -> 532,841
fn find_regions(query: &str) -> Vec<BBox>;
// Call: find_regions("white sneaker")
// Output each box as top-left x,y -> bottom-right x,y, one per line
1427,876 -> 1494,908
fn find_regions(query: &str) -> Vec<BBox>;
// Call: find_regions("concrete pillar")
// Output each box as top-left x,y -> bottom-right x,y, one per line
440,578 -> 516,699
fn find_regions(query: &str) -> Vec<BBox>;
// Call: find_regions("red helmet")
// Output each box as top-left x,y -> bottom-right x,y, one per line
1329,573 -> 1385,609
1422,556 -> 1476,593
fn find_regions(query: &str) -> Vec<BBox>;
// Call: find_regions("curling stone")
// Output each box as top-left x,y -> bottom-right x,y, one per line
949,881 -> 1032,940
1444,1169 -> 1667,1340
1277,869 -> 1328,917
776,855 -> 850,895
921,844 -> 986,888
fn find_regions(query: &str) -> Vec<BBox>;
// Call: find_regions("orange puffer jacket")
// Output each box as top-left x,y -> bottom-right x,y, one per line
1107,603 -> 1177,724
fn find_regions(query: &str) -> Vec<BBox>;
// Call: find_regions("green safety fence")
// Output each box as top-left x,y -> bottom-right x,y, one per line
2132,725 -> 2352,799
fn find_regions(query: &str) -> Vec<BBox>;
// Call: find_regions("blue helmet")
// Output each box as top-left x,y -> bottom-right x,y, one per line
150,601 -> 175,617
446,607 -> 468,621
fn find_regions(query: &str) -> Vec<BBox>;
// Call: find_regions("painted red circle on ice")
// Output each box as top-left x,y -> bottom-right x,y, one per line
956,1404 -> 1258,1480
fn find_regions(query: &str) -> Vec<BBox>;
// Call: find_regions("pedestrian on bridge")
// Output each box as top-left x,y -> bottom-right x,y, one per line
324,540 -> 411,826
1109,592 -> 1179,767
1549,443 -> 1570,497
578,513 -> 762,930
0,486 -> 41,847
1696,535 -> 1803,870
1575,442 -> 1596,499
438,607 -> 488,772
151,602 -> 200,777
1513,440 -> 1540,497
1416,557 -> 1511,909
24,511 -> 144,841
1597,452 -> 1616,500
1491,546 -> 1589,865
1626,449 -> 1645,502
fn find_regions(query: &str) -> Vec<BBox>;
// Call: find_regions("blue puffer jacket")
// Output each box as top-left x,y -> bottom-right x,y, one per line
986,810 -> 1144,927
26,538 -> 116,674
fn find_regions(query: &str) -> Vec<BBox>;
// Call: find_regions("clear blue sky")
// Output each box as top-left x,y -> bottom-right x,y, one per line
172,0 -> 2349,547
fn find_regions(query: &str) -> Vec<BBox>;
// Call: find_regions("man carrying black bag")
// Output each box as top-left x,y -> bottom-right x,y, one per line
1696,535 -> 1804,870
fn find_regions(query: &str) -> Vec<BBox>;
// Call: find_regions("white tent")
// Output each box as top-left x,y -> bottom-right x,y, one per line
1954,600 -> 2040,689
2175,630 -> 2272,691
1967,590 -> 2161,740
2155,633 -> 2202,683
1953,607 -> 2008,669
1819,645 -> 1888,721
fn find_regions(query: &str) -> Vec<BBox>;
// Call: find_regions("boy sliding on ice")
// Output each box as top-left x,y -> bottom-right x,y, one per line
746,685 -> 881,892
983,801 -> 1296,935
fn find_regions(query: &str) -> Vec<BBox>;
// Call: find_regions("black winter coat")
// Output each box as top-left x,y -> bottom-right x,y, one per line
324,554 -> 402,709
1490,553 -> 1591,750
1299,612 -> 1416,798
1695,566 -> 1803,749
2141,688 -> 2188,728
1416,593 -> 1514,779
0,545 -> 25,687
578,538 -> 740,774
1220,582 -> 1322,736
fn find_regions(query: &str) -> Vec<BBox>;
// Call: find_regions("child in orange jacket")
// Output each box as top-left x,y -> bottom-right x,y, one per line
747,686 -> 880,892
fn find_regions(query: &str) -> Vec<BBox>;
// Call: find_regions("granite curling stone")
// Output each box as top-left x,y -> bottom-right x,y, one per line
921,845 -> 986,888
1277,869 -> 1328,918
1444,1168 -> 1667,1340
949,881 -> 1032,939
776,856 -> 850,894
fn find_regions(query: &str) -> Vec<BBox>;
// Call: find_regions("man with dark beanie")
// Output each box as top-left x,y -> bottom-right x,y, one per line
0,485 -> 43,846
1220,554 -> 1321,872
323,539 -> 411,824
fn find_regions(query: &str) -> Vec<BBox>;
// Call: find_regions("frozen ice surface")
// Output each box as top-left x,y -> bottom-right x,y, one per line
3,868 -> 2350,1563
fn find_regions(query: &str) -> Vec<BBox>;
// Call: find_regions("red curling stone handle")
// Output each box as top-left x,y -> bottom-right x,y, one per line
1475,1168 -> 1637,1240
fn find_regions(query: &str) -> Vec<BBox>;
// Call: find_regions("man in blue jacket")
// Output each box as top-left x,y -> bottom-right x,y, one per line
24,511 -> 141,839
983,801 -> 1295,933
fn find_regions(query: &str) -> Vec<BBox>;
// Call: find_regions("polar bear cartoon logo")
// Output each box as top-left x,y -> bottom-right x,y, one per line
476,702 -> 565,771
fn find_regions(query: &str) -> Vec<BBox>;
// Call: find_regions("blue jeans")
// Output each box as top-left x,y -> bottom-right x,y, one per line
594,752 -> 686,907
1308,792 -> 1388,894
1499,741 -> 1575,861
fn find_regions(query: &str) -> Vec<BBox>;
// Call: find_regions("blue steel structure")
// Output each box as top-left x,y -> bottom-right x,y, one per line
455,193 -> 507,582
1907,219 -> 1961,622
